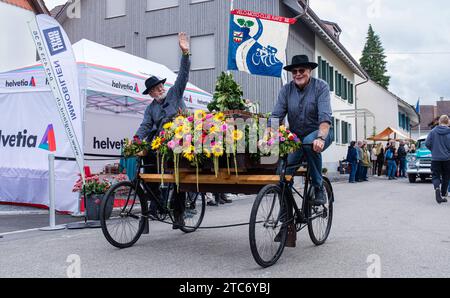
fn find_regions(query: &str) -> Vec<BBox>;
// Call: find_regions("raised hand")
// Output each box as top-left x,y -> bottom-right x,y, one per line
179,32 -> 190,54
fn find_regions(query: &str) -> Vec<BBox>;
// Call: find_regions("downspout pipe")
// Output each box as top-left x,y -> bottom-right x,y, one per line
354,76 -> 370,141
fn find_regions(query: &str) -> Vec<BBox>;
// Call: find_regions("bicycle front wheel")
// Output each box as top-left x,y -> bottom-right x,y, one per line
249,184 -> 288,268
100,181 -> 147,248
307,179 -> 333,245
179,192 -> 206,233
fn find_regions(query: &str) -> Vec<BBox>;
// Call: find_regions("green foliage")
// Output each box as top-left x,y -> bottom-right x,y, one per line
207,72 -> 247,112
237,18 -> 246,26
236,19 -> 254,28
360,25 -> 390,89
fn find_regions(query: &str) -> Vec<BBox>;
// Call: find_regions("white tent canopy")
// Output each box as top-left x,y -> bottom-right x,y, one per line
0,39 -> 212,213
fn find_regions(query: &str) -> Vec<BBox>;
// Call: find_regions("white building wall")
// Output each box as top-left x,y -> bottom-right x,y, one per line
315,37 -> 356,173
0,3 -> 37,72
356,79 -> 398,141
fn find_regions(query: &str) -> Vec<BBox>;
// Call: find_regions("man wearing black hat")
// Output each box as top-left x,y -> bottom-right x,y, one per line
272,54 -> 333,206
135,32 -> 191,229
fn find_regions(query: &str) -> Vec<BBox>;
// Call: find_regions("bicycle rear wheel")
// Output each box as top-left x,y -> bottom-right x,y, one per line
307,179 -> 333,245
179,192 -> 206,233
249,184 -> 288,268
100,181 -> 147,248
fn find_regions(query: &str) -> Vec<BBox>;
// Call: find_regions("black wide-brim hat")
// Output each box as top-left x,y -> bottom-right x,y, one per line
283,55 -> 318,71
142,76 -> 167,95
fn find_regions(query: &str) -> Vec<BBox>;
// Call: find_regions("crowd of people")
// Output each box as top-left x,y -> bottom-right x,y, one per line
345,139 -> 416,183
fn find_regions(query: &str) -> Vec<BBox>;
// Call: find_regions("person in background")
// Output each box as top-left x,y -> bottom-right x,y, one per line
425,115 -> 450,204
346,141 -> 358,183
376,143 -> 385,177
356,141 -> 363,182
361,142 -> 371,181
386,141 -> 397,180
397,140 -> 408,178
371,144 -> 378,175
409,143 -> 416,154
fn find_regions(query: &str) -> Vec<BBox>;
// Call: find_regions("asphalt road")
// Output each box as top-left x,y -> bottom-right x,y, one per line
1,177 -> 450,278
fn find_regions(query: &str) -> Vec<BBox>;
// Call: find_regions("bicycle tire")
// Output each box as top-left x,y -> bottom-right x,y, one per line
307,179 -> 333,245
179,192 -> 206,233
249,184 -> 288,268
100,181 -> 147,249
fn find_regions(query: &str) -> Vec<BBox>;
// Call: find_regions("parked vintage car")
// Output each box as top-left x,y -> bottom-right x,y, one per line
406,136 -> 432,183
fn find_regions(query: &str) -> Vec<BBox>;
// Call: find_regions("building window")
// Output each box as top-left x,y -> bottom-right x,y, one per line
335,71 -> 340,96
147,35 -> 180,71
106,0 -> 126,18
342,78 -> 347,100
336,119 -> 341,144
191,35 -> 215,70
348,83 -> 354,104
147,0 -> 179,11
329,66 -> 334,92
331,116 -> 335,142
318,56 -> 322,78
348,123 -> 352,143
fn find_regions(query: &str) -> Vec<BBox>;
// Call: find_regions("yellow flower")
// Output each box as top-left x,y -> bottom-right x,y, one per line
182,125 -> 192,134
175,116 -> 185,125
232,129 -> 244,141
280,125 -> 286,132
214,112 -> 225,121
183,145 -> 195,161
163,122 -> 174,130
209,125 -> 219,134
195,123 -> 203,131
203,148 -> 211,158
194,110 -> 206,121
151,137 -> 162,150
212,144 -> 223,157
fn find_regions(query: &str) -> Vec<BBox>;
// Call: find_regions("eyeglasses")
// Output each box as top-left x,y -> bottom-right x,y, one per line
291,68 -> 308,75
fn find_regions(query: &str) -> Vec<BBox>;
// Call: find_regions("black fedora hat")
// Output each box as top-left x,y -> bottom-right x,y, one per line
283,55 -> 318,71
142,76 -> 167,95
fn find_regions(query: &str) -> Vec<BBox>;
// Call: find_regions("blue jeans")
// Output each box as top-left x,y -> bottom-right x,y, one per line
387,160 -> 397,178
349,161 -> 358,182
284,130 -> 334,189
400,157 -> 407,177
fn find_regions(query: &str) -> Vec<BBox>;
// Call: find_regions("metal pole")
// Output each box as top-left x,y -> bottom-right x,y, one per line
40,154 -> 66,231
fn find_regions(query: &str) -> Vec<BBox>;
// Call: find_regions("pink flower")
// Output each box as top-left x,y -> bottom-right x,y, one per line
185,134 -> 193,143
221,124 -> 228,132
267,138 -> 275,146
206,114 -> 213,119
187,116 -> 194,122
160,131 -> 165,136
168,140 -> 176,149
280,137 -> 286,142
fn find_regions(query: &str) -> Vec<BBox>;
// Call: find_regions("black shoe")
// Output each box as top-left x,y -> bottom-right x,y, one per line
436,188 -> 447,204
172,213 -> 185,229
207,201 -> 218,206
220,197 -> 232,204
313,187 -> 326,206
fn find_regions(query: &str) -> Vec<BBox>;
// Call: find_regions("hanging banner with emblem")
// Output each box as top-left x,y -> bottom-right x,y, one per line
28,14 -> 85,182
227,9 -> 296,78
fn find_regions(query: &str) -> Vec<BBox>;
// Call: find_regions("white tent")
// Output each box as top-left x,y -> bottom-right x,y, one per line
0,39 -> 212,213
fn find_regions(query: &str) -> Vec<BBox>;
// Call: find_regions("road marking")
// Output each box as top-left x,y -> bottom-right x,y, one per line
0,227 -> 43,237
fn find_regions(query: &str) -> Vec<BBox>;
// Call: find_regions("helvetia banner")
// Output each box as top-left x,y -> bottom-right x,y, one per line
28,14 -> 85,181
227,9 -> 296,78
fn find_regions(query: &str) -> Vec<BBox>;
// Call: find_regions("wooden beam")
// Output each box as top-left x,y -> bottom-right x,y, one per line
140,173 -> 294,185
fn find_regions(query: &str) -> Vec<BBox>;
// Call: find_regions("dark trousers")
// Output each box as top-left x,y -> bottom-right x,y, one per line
399,157 -> 407,177
431,160 -> 450,195
143,152 -> 185,216
377,158 -> 384,176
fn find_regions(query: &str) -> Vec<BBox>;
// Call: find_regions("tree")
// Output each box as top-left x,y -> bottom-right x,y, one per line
360,25 -> 390,89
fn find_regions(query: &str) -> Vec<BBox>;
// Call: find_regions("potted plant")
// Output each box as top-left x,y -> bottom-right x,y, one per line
207,72 -> 253,119
123,135 -> 151,158
72,174 -> 127,220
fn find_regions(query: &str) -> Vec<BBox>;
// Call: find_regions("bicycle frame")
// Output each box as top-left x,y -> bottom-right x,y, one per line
278,155 -> 311,230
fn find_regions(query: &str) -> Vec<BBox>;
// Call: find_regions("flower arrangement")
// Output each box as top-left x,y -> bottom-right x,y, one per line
72,173 -> 128,195
123,135 -> 151,158
147,110 -> 302,190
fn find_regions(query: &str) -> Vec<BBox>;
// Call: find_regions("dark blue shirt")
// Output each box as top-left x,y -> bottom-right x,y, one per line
272,77 -> 332,138
136,54 -> 190,142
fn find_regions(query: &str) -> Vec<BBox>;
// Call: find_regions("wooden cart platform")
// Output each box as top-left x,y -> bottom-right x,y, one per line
140,167 -> 307,194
